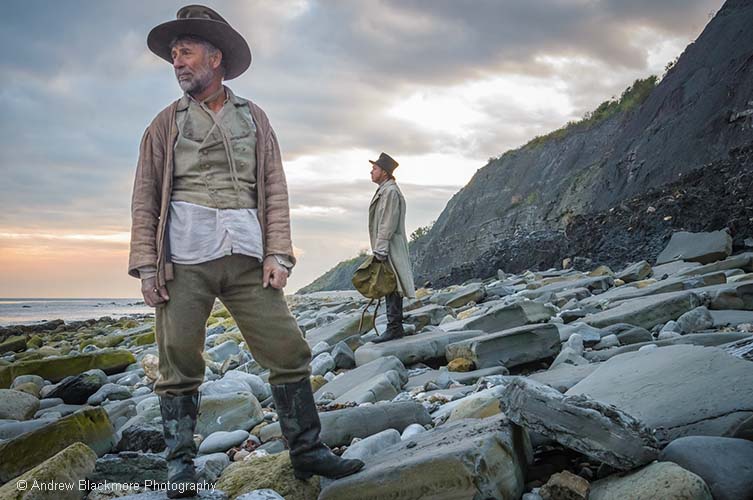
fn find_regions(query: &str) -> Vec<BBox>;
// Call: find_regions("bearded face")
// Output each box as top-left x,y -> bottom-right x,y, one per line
171,39 -> 220,95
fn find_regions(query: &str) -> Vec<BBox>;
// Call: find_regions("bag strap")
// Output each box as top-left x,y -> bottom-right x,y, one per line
357,297 -> 382,336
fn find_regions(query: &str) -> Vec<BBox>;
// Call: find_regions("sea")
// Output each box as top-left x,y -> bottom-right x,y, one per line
0,298 -> 154,326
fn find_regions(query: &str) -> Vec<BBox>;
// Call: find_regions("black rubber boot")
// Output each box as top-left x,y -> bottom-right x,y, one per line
372,292 -> 405,344
271,379 -> 365,480
159,393 -> 200,498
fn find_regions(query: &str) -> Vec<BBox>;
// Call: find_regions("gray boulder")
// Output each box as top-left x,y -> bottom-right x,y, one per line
221,371 -> 271,401
47,369 -> 108,404
677,306 -> 714,333
311,352 -> 335,376
584,290 -> 702,330
434,283 -> 486,308
332,370 -> 405,405
656,229 -> 733,265
87,383 -> 132,405
0,388 -> 40,420
446,324 -> 560,369
206,340 -> 240,363
116,423 -> 165,452
261,401 -> 430,447
197,392 -> 263,435
355,328 -> 484,366
404,304 -> 453,329
315,356 -> 407,402
318,414 -> 530,500
616,261 -> 652,283
590,462 -> 712,500
529,364 -> 599,393
659,436 -> 753,500
306,311 -> 372,347
195,452 -> 231,483
442,300 -> 556,333
89,451 -> 167,485
198,429 -> 249,454
331,341 -> 355,369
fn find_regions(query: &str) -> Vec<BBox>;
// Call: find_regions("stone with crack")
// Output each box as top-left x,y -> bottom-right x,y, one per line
498,376 -> 659,470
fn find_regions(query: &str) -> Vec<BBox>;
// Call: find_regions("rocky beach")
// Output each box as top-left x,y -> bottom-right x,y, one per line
0,229 -> 752,500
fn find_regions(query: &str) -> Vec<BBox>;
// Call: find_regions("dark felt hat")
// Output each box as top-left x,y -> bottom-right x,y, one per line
147,4 -> 252,80
369,152 -> 399,175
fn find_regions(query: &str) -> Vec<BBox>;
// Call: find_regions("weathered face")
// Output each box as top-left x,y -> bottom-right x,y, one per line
370,163 -> 386,184
171,40 -> 217,94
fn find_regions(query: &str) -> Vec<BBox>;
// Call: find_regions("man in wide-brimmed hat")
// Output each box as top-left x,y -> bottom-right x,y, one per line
129,5 -> 363,496
368,153 -> 417,343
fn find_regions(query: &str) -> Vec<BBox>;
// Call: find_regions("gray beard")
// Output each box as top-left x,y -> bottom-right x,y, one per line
177,66 -> 214,95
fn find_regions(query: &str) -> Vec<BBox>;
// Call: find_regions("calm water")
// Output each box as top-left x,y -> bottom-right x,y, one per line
0,298 -> 154,326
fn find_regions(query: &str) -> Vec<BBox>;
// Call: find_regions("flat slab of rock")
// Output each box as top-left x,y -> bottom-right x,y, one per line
656,230 -> 733,265
319,414 -> 530,500
445,324 -> 560,369
579,271 -> 725,308
315,356 -> 406,402
499,377 -> 659,470
709,309 -> 753,326
355,329 -> 484,366
0,349 -> 136,388
331,370 -> 405,405
583,332 -> 753,362
261,401 -> 431,447
405,366 -> 509,390
568,345 -> 753,441
305,312 -> 372,347
675,252 -> 753,277
590,461 -> 712,500
0,406 -> 115,482
529,363 -> 600,393
584,290 -> 703,330
441,301 -> 556,333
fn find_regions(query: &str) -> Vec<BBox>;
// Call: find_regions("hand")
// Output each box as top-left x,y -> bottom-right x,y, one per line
374,252 -> 387,262
141,277 -> 170,307
263,256 -> 289,289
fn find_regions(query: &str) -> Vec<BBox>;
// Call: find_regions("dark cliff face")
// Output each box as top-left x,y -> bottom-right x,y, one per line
412,0 -> 753,286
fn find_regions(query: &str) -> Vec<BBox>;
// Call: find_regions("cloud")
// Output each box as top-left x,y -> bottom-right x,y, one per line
0,0 -> 725,296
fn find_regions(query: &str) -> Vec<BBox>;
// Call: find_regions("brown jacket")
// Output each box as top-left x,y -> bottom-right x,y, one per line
128,93 -> 295,286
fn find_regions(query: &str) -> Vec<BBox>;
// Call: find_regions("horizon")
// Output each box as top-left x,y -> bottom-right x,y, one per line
0,0 -> 724,297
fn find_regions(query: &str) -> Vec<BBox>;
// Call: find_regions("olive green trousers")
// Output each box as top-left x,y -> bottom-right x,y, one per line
154,254 -> 312,396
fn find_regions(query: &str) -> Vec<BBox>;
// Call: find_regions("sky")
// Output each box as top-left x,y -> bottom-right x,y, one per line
0,0 -> 723,297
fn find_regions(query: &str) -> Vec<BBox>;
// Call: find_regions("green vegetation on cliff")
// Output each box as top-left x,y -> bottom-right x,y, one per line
525,76 -> 657,149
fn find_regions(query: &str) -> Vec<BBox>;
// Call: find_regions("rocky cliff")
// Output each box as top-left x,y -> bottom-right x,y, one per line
296,255 -> 361,294
411,0 -> 753,287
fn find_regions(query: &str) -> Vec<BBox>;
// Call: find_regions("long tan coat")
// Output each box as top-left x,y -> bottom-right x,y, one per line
369,179 -> 416,298
128,92 -> 295,287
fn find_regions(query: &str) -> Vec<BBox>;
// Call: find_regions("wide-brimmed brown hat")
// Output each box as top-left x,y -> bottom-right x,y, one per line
370,152 -> 399,175
147,4 -> 252,80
